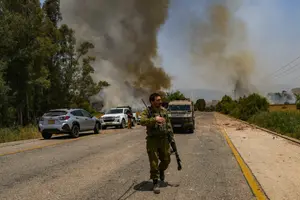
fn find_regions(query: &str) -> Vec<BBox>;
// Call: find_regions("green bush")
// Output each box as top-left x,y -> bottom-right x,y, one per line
217,93 -> 300,140
195,98 -> 206,111
216,95 -> 237,114
248,111 -> 300,139
234,93 -> 269,121
216,93 -> 269,120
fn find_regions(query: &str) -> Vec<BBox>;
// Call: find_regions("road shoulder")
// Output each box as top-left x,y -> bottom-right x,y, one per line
215,112 -> 300,200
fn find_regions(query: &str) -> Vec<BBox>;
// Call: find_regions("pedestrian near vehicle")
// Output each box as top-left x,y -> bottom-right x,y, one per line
126,109 -> 133,129
140,92 -> 174,194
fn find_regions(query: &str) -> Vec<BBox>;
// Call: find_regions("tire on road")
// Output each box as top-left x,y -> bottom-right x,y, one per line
70,124 -> 80,138
120,119 -> 126,129
131,118 -> 136,127
42,132 -> 52,139
94,122 -> 101,134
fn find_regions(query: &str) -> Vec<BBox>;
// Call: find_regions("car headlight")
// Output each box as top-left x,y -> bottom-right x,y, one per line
115,116 -> 120,119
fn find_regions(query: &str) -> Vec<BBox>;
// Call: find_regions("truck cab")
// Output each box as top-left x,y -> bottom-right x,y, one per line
168,100 -> 195,133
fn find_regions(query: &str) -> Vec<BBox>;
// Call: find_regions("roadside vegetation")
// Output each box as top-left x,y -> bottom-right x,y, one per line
216,93 -> 300,139
0,1 -> 108,143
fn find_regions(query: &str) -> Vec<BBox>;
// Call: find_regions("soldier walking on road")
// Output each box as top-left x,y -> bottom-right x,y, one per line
140,93 -> 174,194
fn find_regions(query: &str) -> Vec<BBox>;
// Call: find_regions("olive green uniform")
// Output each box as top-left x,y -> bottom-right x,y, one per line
140,106 -> 174,180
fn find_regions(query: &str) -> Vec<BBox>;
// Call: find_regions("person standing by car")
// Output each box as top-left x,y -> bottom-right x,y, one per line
126,109 -> 133,129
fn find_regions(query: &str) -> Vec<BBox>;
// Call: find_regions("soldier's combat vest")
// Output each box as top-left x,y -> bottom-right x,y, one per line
146,107 -> 169,137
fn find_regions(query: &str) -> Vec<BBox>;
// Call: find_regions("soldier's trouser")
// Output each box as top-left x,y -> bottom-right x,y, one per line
146,137 -> 171,180
128,118 -> 132,129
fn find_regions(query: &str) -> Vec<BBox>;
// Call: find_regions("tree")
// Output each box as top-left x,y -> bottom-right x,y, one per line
195,99 -> 206,111
69,42 -> 110,113
0,1 -> 109,127
165,90 -> 186,102
215,95 -> 236,114
294,93 -> 300,109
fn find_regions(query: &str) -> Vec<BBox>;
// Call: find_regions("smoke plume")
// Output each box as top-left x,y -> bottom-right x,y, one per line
189,0 -> 256,98
60,0 -> 171,110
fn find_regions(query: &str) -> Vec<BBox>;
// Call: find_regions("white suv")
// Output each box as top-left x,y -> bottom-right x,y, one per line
100,107 -> 129,129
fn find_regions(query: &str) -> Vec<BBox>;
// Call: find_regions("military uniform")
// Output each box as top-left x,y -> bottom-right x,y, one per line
140,106 -> 174,182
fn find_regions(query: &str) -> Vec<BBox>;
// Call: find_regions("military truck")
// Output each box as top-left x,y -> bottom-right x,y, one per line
167,99 -> 195,133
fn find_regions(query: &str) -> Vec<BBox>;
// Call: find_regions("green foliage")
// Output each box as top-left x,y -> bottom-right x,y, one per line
195,99 -> 206,111
0,1 -> 109,127
204,105 -> 216,112
248,111 -> 300,139
235,93 -> 269,120
215,95 -> 237,114
217,93 -> 300,140
294,93 -> 300,109
165,90 -> 186,102
216,93 -> 269,120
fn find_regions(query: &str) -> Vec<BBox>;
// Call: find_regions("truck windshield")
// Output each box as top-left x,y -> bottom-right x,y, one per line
168,105 -> 191,111
106,109 -> 123,114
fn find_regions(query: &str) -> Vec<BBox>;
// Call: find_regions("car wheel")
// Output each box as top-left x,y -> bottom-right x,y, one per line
94,122 -> 100,134
121,119 -> 126,129
71,124 -> 80,138
132,118 -> 136,127
42,132 -> 52,139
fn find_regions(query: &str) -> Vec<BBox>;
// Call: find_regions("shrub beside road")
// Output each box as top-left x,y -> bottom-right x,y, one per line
216,93 -> 300,139
0,125 -> 40,143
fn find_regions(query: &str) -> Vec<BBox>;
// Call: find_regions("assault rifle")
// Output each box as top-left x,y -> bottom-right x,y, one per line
141,99 -> 182,171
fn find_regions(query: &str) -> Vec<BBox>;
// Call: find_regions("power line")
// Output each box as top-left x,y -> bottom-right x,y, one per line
262,55 -> 300,79
272,62 -> 300,79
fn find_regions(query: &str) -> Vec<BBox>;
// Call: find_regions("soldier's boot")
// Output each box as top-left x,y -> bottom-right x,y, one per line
152,179 -> 160,194
160,170 -> 165,182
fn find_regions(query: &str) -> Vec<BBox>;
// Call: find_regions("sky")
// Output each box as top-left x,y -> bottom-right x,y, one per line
40,0 -> 300,94
157,0 -> 300,93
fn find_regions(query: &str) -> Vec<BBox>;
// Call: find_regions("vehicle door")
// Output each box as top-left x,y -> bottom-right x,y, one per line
81,109 -> 95,130
71,110 -> 86,130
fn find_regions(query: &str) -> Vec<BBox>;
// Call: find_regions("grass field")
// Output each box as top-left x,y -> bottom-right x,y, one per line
269,104 -> 297,112
248,111 -> 300,139
0,125 -> 41,143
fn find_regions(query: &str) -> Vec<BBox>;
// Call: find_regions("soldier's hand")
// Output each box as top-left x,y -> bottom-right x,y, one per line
155,116 -> 165,124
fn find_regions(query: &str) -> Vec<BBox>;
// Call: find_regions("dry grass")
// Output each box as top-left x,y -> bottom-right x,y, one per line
0,125 -> 41,143
269,104 -> 297,112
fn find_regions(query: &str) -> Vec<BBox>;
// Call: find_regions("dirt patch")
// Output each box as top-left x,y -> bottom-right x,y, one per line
215,114 -> 300,200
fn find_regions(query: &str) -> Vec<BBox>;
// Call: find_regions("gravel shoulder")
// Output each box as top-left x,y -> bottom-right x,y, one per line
215,113 -> 300,200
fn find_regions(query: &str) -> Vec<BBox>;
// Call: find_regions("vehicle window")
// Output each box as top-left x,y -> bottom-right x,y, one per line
81,109 -> 92,117
105,109 -> 123,114
44,111 -> 68,116
71,110 -> 84,116
168,105 -> 191,111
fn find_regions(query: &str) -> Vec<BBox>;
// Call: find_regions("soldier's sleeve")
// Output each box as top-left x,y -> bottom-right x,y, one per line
140,108 -> 156,127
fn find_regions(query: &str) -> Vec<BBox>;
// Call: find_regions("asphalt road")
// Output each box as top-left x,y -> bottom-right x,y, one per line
0,112 -> 255,200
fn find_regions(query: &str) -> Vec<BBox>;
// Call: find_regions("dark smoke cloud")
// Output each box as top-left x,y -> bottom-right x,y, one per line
189,0 -> 257,98
60,0 -> 171,110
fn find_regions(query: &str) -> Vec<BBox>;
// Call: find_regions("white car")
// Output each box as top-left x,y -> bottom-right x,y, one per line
100,107 -> 130,129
